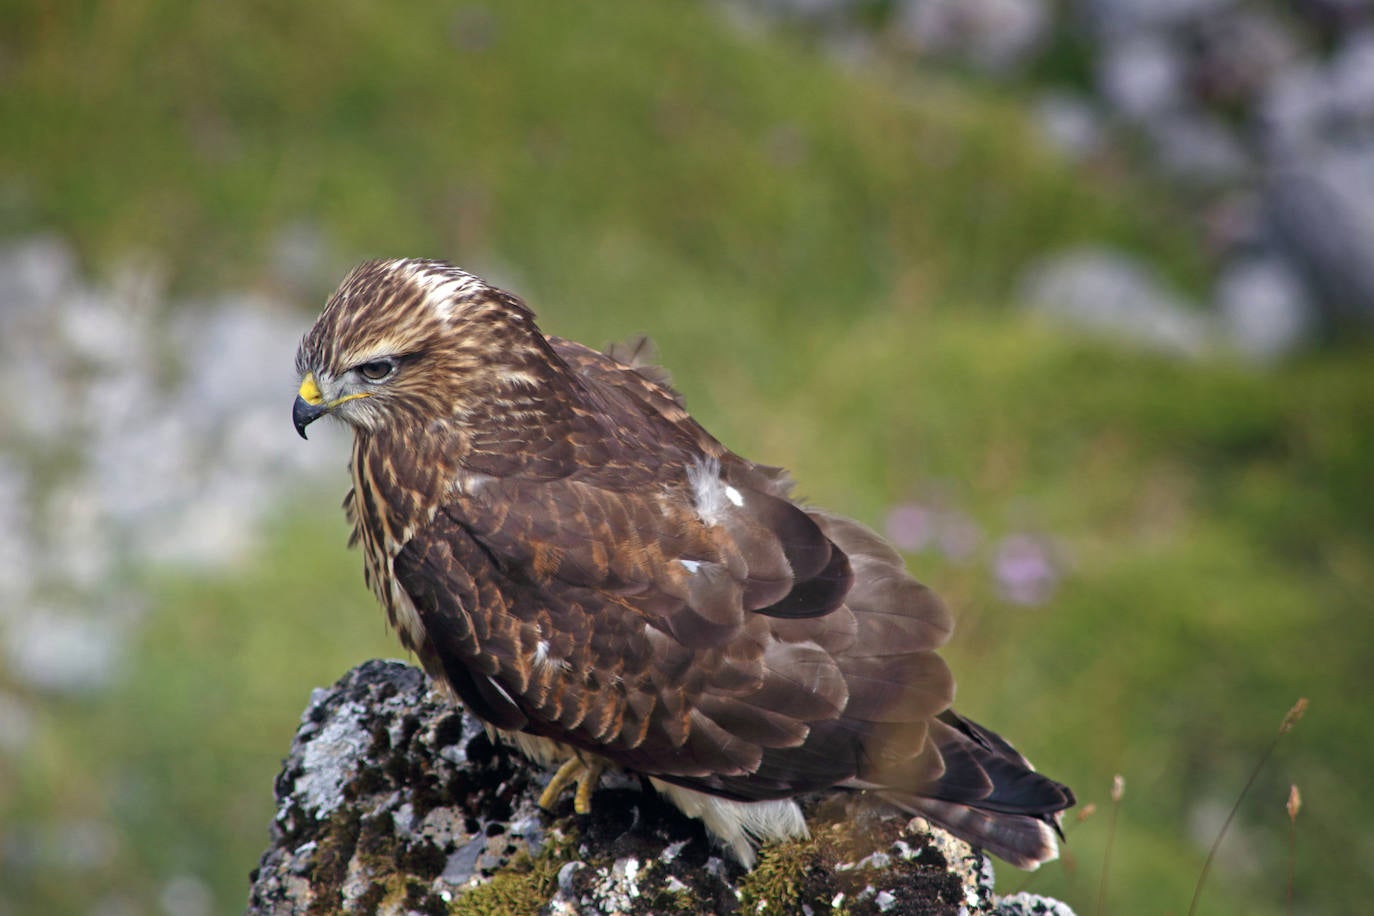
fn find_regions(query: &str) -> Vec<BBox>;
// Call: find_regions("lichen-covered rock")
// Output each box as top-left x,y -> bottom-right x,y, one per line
247,660 -> 1076,915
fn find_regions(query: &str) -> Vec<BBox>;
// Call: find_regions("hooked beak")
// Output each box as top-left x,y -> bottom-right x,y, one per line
294,371 -> 371,438
293,373 -> 328,439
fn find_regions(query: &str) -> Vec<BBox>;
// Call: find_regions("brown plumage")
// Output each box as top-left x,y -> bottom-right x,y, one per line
293,258 -> 1075,869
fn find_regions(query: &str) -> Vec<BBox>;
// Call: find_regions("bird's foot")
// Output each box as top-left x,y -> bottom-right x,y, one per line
538,756 -> 606,816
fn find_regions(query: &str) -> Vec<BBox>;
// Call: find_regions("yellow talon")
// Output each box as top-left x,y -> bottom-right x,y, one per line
537,756 -> 606,815
538,757 -> 584,812
573,760 -> 605,815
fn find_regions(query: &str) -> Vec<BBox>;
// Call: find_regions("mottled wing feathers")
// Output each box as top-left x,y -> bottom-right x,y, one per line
383,337 -> 965,799
395,478 -> 960,801
392,517 -> 527,730
550,337 -> 724,468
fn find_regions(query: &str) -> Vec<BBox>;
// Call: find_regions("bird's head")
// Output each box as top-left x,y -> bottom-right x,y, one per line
292,258 -> 550,439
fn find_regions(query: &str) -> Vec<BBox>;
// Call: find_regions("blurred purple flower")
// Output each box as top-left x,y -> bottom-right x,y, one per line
884,501 -> 983,563
993,533 -> 1060,606
884,502 -> 935,552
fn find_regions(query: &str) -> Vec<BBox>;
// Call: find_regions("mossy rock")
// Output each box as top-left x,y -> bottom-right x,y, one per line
248,660 -> 1071,915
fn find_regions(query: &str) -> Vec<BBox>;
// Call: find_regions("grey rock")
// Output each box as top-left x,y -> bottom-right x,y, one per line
3,347 -> 70,443
1215,255 -> 1316,360
1020,248 -> 1214,356
0,234 -> 76,322
1328,29 -> 1374,121
1083,0 -> 1237,37
1266,142 -> 1374,325
997,891 -> 1078,915
0,457 -> 33,610
1263,31 -> 1374,153
1097,33 -> 1185,123
1148,110 -> 1249,186
44,478 -> 117,590
248,660 -> 1076,914
1261,58 -> 1338,151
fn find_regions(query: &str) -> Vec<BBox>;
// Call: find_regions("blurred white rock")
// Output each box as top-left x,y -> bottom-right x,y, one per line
0,234 -> 76,322
1148,111 -> 1248,186
45,478 -> 116,591
0,457 -> 33,612
58,286 -> 153,371
1084,0 -> 1237,37
140,469 -> 269,569
1267,143 -> 1374,326
3,608 -> 126,693
1098,34 -> 1185,121
1215,255 -> 1316,361
0,231 -> 353,695
5,348 -> 71,443
1020,247 -> 1214,356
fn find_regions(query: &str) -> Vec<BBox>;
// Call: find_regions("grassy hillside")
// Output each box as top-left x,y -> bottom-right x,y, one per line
2,1 -> 1369,913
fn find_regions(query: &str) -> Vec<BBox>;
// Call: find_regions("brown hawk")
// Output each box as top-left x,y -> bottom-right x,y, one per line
293,258 -> 1074,869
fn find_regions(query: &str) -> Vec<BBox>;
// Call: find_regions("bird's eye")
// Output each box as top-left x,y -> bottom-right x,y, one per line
357,359 -> 395,381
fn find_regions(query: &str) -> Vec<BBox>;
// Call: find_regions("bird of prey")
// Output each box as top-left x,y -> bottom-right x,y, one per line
293,258 -> 1074,869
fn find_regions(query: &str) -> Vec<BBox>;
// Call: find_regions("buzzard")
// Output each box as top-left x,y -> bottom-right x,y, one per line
293,259 -> 1074,869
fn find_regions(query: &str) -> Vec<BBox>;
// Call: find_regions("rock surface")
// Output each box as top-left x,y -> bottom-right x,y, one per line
247,660 -> 1075,915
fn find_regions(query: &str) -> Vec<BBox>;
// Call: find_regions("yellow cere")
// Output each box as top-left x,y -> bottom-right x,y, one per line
298,373 -> 324,405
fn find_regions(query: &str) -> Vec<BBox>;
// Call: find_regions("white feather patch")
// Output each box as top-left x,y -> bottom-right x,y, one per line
649,779 -> 808,868
687,456 -> 732,525
500,730 -> 576,768
451,471 -> 494,496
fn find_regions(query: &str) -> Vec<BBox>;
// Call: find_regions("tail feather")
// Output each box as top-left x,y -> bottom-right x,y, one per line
904,797 -> 1064,870
881,709 -> 1075,869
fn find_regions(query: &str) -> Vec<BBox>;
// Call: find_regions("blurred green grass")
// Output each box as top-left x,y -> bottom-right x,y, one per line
1,1 -> 1369,913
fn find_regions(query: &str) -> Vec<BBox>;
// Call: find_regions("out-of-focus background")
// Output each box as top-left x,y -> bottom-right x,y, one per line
1,1 -> 1371,913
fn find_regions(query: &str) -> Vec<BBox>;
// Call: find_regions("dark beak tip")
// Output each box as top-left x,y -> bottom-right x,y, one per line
293,395 -> 325,440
